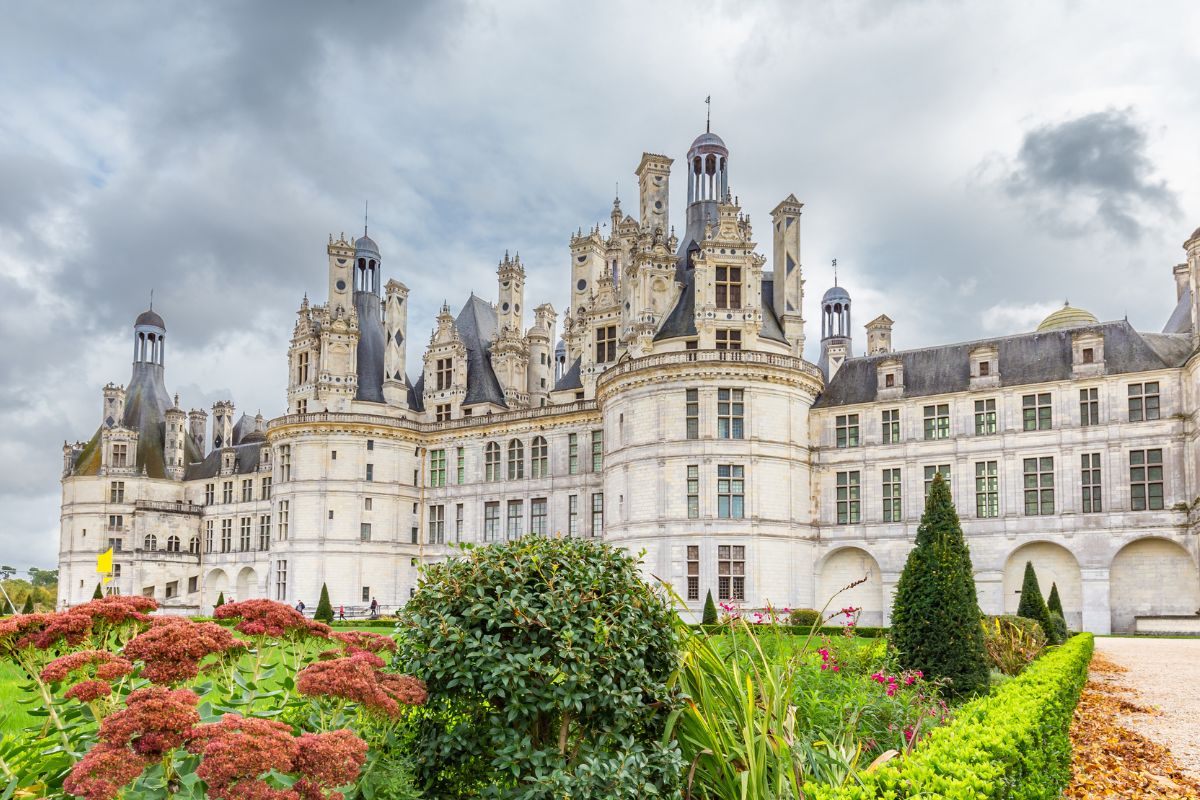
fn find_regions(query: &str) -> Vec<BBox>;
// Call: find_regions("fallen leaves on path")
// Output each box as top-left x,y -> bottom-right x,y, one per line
1065,668 -> 1200,799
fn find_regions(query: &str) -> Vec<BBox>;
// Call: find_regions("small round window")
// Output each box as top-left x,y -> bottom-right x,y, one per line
577,279 -> 587,291
336,280 -> 346,291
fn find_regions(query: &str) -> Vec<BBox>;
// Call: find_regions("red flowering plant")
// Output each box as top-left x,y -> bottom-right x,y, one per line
0,598 -> 421,799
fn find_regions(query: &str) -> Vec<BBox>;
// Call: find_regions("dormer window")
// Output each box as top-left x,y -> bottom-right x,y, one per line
969,345 -> 999,388
595,325 -> 617,362
979,361 -> 990,376
877,358 -> 903,396
1082,348 -> 1094,364
884,373 -> 895,388
435,358 -> 453,391
715,265 -> 742,309
1072,331 -> 1104,376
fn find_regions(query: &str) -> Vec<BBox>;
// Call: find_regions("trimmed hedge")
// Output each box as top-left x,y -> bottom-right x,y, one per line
691,624 -> 889,638
806,633 -> 1094,799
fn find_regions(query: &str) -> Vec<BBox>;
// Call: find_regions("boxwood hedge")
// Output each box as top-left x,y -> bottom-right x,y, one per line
806,632 -> 1093,799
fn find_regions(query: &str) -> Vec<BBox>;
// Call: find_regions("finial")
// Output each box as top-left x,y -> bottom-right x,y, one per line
615,181 -> 619,202
149,289 -> 154,311
364,199 -> 369,236
705,94 -> 711,133
832,258 -> 838,286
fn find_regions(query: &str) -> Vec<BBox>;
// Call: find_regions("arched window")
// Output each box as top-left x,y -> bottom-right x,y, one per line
189,536 -> 199,554
144,534 -> 157,551
484,442 -> 501,482
507,439 -> 524,480
166,535 -> 181,553
531,436 -> 549,478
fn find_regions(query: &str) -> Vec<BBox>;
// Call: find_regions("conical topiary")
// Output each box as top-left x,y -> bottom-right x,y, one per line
20,594 -> 34,614
215,591 -> 225,610
0,597 -> 12,616
1047,582 -> 1064,618
315,583 -> 334,624
891,473 -> 989,697
702,590 -> 717,626
1016,561 -> 1057,643
93,583 -> 104,599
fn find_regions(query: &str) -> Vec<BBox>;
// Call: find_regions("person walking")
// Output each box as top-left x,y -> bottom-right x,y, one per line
369,597 -> 379,619
295,600 -> 306,615
338,604 -> 346,621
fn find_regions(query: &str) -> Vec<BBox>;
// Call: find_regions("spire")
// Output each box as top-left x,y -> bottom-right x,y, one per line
705,94 -> 711,133
832,258 -> 838,287
149,289 -> 154,311
364,199 -> 369,237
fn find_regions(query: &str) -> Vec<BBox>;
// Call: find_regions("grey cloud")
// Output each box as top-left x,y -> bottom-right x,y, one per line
1007,109 -> 1179,239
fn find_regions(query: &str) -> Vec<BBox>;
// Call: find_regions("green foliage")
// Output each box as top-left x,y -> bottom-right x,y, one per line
1048,612 -> 1069,644
214,590 -> 225,608
890,473 -> 989,697
1047,581 -> 1063,617
804,633 -> 1094,800
788,608 -> 821,628
694,624 -> 890,638
0,597 -> 12,616
702,589 -> 717,625
1017,562 -> 1058,644
981,615 -> 1046,675
397,537 -> 683,799
92,583 -> 103,599
20,594 -> 34,614
315,583 -> 334,624
28,567 -> 58,588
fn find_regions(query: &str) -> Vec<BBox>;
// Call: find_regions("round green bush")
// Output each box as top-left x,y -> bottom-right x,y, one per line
397,537 -> 683,799
788,608 -> 821,628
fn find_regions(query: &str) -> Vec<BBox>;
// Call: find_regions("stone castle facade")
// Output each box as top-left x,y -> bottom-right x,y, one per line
58,127 -> 1200,633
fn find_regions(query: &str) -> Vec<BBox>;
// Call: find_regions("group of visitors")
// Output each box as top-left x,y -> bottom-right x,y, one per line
293,597 -> 380,619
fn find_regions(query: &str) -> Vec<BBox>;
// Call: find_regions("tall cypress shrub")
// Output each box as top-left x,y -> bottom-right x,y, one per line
702,590 -> 717,625
92,583 -> 104,599
315,583 -> 334,623
1017,562 -> 1057,643
1047,582 -> 1064,617
214,591 -> 225,609
20,594 -> 34,614
891,473 -> 988,697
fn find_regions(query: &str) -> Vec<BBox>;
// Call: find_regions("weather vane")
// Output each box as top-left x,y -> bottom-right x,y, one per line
832,258 -> 838,286
364,200 -> 369,236
705,95 -> 711,133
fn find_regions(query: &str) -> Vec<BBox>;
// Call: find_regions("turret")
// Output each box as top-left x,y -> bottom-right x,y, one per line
164,396 -> 186,480
818,281 -> 853,381
133,308 -> 166,367
383,279 -> 410,408
770,194 -> 806,357
865,314 -> 894,355
188,409 -> 207,452
679,129 -> 729,259
497,251 -> 525,333
212,400 -> 235,450
636,153 -> 672,234
527,304 -> 557,406
327,233 -> 354,319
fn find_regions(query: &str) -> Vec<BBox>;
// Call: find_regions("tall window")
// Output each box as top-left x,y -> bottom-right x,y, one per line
261,477 -> 272,500
278,445 -> 291,481
456,447 -> 465,484
1128,382 -> 1160,422
715,330 -> 742,350
485,442 -> 501,481
530,499 -> 547,536
568,433 -> 579,474
717,465 -> 745,519
882,409 -> 900,444
189,537 -> 199,555
221,519 -> 232,553
924,465 -> 951,497
975,461 -> 998,518
687,545 -> 700,602
297,350 -> 310,384
531,436 -> 549,478
717,389 -> 744,439
1022,393 -> 1052,431
110,481 -> 125,503
923,404 -> 949,440
435,358 -> 453,391
1081,453 -> 1102,513
435,404 -> 451,422
507,439 -> 524,480
223,481 -> 233,504
595,325 -> 617,363
205,520 -> 214,553
242,479 -> 253,502
429,450 -> 446,487
568,495 -> 579,537
112,444 -> 128,467
717,545 -> 745,601
484,502 -> 500,541
144,534 -> 157,551
1129,449 -> 1164,510
455,504 -> 464,541
715,265 -> 742,309
506,500 -> 524,539
274,560 -> 287,601
685,389 -> 699,440
258,515 -> 270,550
365,463 -> 374,482
205,483 -> 215,505
835,414 -> 859,448
836,471 -> 861,524
882,468 -> 901,522
276,500 -> 289,541
239,517 -> 251,551
687,465 -> 700,519
166,534 -> 180,553
1023,457 -> 1055,516
591,493 -> 604,536
974,399 -> 997,436
1080,388 -> 1099,426
591,430 -> 603,472
428,505 -> 445,544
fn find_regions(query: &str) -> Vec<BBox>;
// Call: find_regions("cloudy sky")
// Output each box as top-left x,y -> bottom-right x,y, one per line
2,1 -> 1198,570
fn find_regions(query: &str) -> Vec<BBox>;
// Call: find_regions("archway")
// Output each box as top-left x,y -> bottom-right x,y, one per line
1002,542 -> 1082,631
236,566 -> 258,601
817,547 -> 884,627
206,568 -> 228,610
1110,538 -> 1200,633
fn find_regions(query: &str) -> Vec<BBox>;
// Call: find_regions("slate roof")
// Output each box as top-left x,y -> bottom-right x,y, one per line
814,320 -> 1194,408
355,292 -> 386,403
454,295 -> 507,408
183,441 -> 264,481
653,271 -> 787,344
554,357 -> 582,392
1163,287 -> 1192,334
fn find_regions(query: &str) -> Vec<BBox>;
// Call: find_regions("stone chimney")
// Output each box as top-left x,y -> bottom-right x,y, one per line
865,314 -> 894,355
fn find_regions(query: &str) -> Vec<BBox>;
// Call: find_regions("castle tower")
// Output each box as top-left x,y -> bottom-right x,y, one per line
383,279 -> 410,408
818,281 -> 852,380
353,229 -> 386,403
133,308 -> 166,368
327,233 -> 355,320
865,314 -> 894,355
188,408 -> 207,453
164,396 -> 186,480
679,129 -> 729,259
569,228 -> 606,332
212,400 -> 235,450
636,153 -> 673,235
770,194 -> 806,357
498,252 -> 525,333
526,304 -> 557,406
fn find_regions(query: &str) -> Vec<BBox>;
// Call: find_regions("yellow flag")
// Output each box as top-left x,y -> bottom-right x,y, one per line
97,547 -> 112,578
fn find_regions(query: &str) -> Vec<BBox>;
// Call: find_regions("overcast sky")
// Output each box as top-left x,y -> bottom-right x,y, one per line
2,1 -> 1198,571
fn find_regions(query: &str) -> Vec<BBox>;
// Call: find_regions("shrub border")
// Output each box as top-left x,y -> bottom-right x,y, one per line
691,624 -> 889,638
805,632 -> 1094,799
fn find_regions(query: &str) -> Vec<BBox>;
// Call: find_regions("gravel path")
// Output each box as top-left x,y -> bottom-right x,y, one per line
1093,637 -> 1200,778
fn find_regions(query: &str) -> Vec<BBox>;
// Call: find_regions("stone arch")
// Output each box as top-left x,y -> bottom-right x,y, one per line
817,547 -> 884,627
236,566 -> 258,601
1002,541 -> 1082,631
1110,537 -> 1200,633
206,568 -> 228,609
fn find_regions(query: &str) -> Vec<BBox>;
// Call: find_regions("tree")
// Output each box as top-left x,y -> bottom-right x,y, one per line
215,591 -> 225,609
891,473 -> 989,698
1047,582 -> 1064,618
28,567 -> 58,588
0,597 -> 12,616
1017,562 -> 1057,643
315,583 -> 334,624
20,594 -> 34,614
92,583 -> 104,599
702,590 -> 717,625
